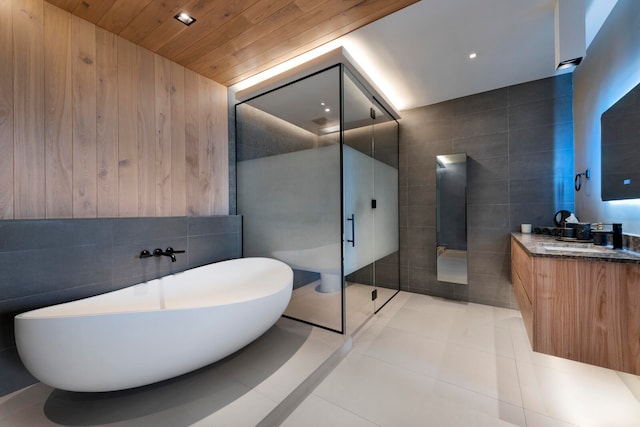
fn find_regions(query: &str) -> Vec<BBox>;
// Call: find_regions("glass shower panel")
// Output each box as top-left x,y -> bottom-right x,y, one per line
372,101 -> 400,312
236,66 -> 344,332
342,68 -> 399,324
342,69 -> 376,330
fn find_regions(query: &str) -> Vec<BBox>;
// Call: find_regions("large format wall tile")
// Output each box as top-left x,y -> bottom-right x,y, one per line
399,74 -> 574,309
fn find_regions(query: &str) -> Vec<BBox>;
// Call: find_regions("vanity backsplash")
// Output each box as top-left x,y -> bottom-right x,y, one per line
623,234 -> 640,253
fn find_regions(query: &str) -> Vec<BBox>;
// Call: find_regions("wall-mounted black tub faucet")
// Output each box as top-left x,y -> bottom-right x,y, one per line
153,248 -> 176,262
139,248 -> 185,262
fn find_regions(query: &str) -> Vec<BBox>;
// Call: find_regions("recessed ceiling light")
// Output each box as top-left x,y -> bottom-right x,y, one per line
468,52 -> 477,60
175,12 -> 196,26
321,102 -> 326,106
324,108 -> 331,112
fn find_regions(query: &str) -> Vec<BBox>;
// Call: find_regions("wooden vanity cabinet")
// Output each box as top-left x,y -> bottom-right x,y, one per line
511,236 -> 640,375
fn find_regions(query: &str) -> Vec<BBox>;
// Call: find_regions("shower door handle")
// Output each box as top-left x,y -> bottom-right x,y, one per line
347,214 -> 355,247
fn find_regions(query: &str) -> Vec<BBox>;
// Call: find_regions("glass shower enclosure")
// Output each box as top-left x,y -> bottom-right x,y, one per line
235,57 -> 399,334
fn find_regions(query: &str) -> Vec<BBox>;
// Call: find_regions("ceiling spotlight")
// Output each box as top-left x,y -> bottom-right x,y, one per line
175,12 -> 196,26
324,108 -> 331,112
557,57 -> 582,70
468,52 -> 477,60
321,102 -> 326,106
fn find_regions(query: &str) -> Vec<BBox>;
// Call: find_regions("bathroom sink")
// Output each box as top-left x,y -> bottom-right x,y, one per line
538,243 -> 616,254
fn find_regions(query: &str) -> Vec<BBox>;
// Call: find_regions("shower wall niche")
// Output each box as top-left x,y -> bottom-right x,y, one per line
235,51 -> 400,333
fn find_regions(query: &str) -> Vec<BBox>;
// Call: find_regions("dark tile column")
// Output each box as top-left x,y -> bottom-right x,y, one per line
398,74 -> 574,309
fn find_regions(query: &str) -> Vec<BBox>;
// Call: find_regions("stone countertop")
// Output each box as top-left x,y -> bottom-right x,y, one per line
511,233 -> 640,264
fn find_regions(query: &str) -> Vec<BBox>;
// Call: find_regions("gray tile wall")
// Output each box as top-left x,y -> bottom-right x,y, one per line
399,74 -> 575,308
0,216 -> 242,397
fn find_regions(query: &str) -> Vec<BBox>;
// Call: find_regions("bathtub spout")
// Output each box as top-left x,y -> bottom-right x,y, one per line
153,248 -> 177,262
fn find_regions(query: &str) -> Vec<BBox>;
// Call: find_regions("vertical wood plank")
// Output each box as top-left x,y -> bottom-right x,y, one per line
155,55 -> 171,216
184,68 -> 200,216
137,46 -> 155,216
117,36 -> 138,216
44,3 -> 73,218
71,15 -> 97,218
198,75 -> 213,215
0,0 -> 14,219
170,62 -> 186,216
96,27 -> 119,217
13,0 -> 45,219
211,81 -> 229,214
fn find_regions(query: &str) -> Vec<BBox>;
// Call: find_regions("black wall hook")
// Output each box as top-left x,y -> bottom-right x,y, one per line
574,169 -> 590,191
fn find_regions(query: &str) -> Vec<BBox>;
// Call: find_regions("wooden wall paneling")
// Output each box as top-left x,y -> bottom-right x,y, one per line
211,81 -> 228,214
184,68 -> 200,216
0,0 -> 14,219
197,75 -> 213,215
534,258 -> 580,361
96,27 -> 119,217
169,62 -> 186,216
155,54 -> 172,216
71,15 -> 97,218
137,46 -> 156,216
44,3 -> 73,218
13,0 -> 45,219
97,0 -> 153,35
623,265 -> 640,374
71,0 -> 117,24
117,37 -> 139,216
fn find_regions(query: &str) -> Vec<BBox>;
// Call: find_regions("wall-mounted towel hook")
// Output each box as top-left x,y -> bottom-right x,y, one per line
574,169 -> 590,191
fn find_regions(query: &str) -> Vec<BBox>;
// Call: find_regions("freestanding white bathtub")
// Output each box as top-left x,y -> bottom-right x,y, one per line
14,257 -> 293,393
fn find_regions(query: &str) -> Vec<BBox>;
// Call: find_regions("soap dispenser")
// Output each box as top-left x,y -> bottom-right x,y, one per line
612,223 -> 623,249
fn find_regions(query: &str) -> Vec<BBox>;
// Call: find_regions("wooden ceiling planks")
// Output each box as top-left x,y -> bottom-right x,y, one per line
45,0 -> 419,86
71,0 -> 117,24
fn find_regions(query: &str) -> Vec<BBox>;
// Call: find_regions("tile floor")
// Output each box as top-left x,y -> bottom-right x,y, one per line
285,282 -> 397,333
283,292 -> 640,427
0,318 -> 347,427
2,291 -> 640,426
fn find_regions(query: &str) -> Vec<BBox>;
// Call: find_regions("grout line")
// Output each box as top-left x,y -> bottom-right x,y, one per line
256,336 -> 353,427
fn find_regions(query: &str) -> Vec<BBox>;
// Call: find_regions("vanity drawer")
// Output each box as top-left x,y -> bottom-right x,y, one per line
512,266 -> 534,347
512,239 -> 533,301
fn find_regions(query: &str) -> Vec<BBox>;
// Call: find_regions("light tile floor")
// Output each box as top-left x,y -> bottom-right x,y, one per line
3,291 -> 640,426
283,291 -> 640,427
285,282 -> 397,333
0,318 -> 346,427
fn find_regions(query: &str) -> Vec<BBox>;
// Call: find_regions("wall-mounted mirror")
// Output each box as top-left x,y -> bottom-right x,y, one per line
601,81 -> 640,201
436,153 -> 468,285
